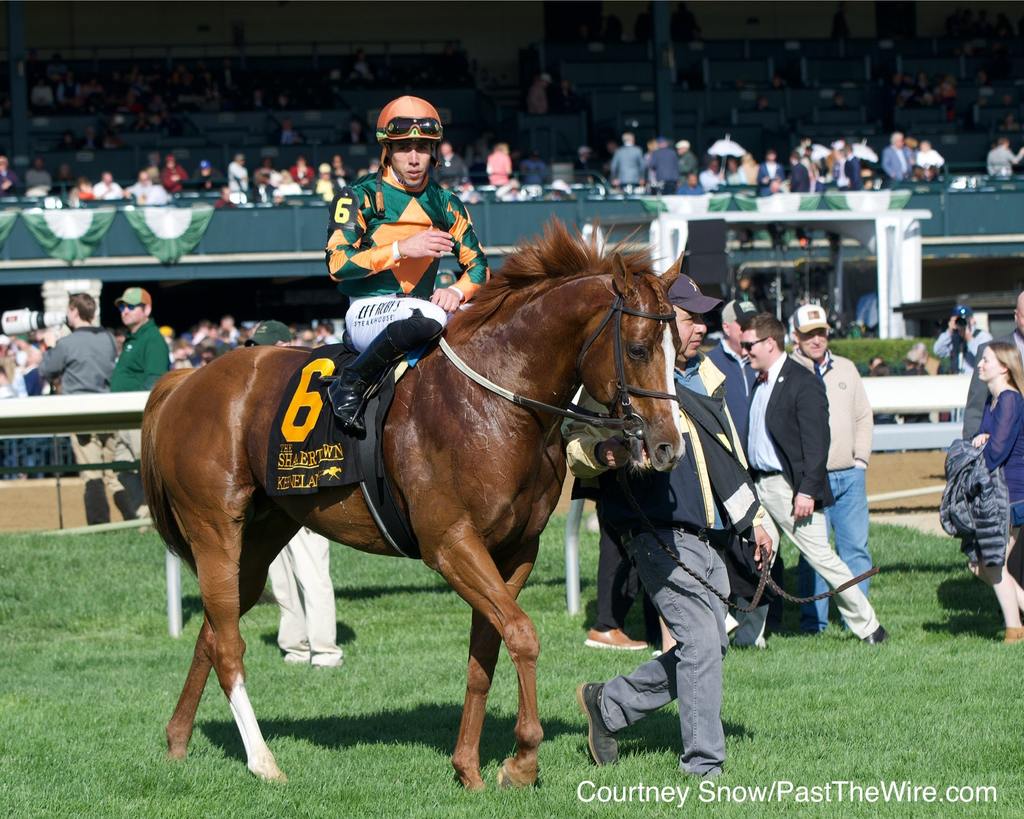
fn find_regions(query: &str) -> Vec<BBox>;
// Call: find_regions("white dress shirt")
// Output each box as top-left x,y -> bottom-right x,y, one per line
747,353 -> 788,472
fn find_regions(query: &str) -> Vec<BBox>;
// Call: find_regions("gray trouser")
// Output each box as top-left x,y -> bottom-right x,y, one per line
599,529 -> 730,776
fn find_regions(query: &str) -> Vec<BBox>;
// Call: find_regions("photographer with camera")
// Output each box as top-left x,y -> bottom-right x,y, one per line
934,304 -> 993,376
39,293 -> 120,524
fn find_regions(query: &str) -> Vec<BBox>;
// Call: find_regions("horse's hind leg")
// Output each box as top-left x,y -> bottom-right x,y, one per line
166,617 -> 215,759
451,539 -> 539,791
190,516 -> 289,782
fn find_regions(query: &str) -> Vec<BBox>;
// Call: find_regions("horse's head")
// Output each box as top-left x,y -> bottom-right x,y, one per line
578,252 -> 684,472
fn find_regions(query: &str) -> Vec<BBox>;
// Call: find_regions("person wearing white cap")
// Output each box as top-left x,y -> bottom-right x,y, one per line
676,139 -> 698,177
790,303 -> 875,634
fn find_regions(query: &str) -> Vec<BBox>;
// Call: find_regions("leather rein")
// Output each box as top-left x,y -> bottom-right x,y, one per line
439,293 -> 678,438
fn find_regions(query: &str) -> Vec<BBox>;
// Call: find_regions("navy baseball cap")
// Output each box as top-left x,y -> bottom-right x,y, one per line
667,274 -> 723,313
199,159 -> 212,169
952,304 -> 973,318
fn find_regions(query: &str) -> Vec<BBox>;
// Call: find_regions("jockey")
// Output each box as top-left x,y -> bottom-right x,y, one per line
324,95 -> 490,434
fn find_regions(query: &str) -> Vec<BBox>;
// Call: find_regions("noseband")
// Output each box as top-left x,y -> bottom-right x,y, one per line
438,293 -> 678,436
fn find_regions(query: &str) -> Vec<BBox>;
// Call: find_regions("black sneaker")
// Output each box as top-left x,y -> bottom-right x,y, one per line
862,625 -> 888,645
576,683 -> 619,765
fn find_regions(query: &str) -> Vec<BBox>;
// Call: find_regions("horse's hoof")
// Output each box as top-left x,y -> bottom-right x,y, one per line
463,777 -> 487,792
497,758 -> 536,789
166,747 -> 187,761
249,755 -> 288,783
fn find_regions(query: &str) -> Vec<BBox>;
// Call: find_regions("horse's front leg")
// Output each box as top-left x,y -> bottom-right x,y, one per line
451,539 -> 539,790
431,529 -> 543,789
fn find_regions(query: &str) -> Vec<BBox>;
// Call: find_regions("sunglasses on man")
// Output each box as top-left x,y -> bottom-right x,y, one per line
117,303 -> 144,312
740,337 -> 770,352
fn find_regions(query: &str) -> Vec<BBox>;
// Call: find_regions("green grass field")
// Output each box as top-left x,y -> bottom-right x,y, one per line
0,518 -> 1019,817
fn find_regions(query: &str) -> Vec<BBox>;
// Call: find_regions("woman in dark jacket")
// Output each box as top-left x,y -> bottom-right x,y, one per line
971,341 -> 1024,642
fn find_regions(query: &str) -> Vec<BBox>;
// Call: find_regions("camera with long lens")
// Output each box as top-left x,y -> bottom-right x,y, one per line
954,316 -> 968,329
1,309 -> 68,336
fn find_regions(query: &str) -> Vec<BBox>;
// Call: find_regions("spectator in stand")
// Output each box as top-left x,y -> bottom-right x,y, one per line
214,185 -> 236,209
1002,114 -> 1021,133
195,160 -> 218,191
55,163 -> 75,189
315,164 -> 335,202
24,158 -> 52,196
55,70 -> 81,110
93,171 -> 124,200
519,151 -> 548,186
724,157 -> 745,186
160,154 -> 188,194
486,142 -> 513,186
677,172 -> 704,195
68,177 -> 95,206
125,169 -> 170,206
252,169 -> 275,204
277,118 -> 304,145
881,131 -> 913,184
610,132 -> 645,191
904,343 -> 931,376
832,142 -> 862,191
789,150 -> 811,193
344,118 -> 369,146
935,304 -> 993,376
259,157 -> 283,188
348,49 -> 375,83
676,140 -> 698,177
290,156 -> 314,188
275,171 -> 303,196
227,153 -> 249,193
574,145 -> 601,177
699,158 -> 724,192
740,153 -> 759,185
914,140 -> 944,181
0,155 -> 20,194
30,77 -> 55,110
38,293 -> 119,525
79,125 -> 100,151
330,154 -> 348,187
757,149 -> 785,195
647,136 -> 679,194
986,137 -> 1024,177
552,78 -> 583,113
526,73 -> 551,115
435,141 -> 469,188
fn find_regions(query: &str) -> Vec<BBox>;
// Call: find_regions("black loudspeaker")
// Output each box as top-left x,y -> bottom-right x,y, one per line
686,220 -> 728,285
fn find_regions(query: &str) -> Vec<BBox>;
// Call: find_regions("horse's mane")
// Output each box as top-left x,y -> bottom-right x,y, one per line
455,219 -> 652,333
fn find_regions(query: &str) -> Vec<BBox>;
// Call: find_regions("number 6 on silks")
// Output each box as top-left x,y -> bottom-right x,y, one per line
281,359 -> 336,443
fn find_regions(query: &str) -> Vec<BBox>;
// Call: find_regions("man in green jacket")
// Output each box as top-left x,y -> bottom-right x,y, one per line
110,286 -> 169,519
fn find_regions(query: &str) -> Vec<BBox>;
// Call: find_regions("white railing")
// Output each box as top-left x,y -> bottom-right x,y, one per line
0,373 -> 973,624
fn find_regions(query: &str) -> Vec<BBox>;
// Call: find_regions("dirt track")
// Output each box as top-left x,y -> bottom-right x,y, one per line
3,451 -> 946,533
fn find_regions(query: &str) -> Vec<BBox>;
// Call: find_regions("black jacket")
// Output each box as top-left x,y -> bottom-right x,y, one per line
748,356 -> 835,508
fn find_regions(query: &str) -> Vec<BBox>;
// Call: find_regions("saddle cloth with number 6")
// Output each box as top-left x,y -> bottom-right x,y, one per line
265,342 -> 421,558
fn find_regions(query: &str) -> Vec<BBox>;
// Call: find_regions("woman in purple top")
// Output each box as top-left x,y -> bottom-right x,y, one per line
971,341 -> 1024,643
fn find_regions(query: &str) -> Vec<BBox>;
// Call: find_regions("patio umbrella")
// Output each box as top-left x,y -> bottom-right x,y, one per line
810,144 -> 831,162
851,141 -> 879,163
708,135 -> 746,158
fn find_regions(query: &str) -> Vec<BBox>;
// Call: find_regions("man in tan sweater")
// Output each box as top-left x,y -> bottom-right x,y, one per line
790,304 -> 875,633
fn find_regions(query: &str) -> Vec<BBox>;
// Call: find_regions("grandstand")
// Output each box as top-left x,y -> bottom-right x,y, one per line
0,1 -> 1023,332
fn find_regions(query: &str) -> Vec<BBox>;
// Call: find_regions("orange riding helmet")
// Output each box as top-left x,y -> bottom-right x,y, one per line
375,96 -> 443,165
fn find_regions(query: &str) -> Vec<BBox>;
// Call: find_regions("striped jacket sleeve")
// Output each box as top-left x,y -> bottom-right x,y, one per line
324,187 -> 395,281
444,195 -> 490,301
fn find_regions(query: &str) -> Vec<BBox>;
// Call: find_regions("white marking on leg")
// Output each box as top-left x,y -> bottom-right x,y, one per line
228,678 -> 285,781
663,326 -> 685,449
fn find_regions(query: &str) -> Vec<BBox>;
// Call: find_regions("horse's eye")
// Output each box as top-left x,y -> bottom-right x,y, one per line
628,343 -> 649,361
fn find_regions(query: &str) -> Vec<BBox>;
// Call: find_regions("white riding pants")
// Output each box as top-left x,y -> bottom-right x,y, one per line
345,295 -> 448,352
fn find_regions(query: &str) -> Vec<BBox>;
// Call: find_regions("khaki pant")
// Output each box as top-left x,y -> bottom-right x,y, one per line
113,429 -> 148,519
268,527 -> 343,667
755,474 -> 880,639
70,433 -> 119,525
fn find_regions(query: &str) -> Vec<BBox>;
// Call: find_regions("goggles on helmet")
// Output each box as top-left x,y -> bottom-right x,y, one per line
378,117 -> 442,142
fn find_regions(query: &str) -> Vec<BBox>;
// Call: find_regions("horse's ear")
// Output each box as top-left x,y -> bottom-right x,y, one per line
610,253 -> 636,296
660,251 -> 686,291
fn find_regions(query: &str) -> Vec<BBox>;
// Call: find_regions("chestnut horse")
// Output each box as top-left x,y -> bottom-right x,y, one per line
141,221 -> 684,789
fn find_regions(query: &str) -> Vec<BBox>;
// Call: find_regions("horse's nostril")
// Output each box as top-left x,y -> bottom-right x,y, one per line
654,442 -> 674,465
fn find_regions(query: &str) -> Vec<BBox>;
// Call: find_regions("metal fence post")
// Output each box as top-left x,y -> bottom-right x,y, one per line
166,551 -> 182,638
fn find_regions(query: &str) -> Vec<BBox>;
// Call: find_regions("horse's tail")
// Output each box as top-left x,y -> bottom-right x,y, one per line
141,370 -> 196,570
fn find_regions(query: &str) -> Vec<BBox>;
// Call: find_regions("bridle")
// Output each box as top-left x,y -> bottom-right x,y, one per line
439,290 -> 678,440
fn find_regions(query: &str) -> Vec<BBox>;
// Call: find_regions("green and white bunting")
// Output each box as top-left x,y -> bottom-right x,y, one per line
21,208 -> 117,263
0,210 -> 17,251
642,194 -> 732,215
733,193 -> 822,212
824,190 -> 912,211
123,206 -> 214,264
